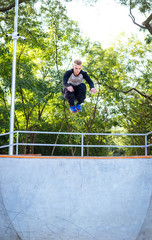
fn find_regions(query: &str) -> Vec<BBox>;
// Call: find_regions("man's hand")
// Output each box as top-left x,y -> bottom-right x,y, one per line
67,86 -> 74,92
90,88 -> 97,94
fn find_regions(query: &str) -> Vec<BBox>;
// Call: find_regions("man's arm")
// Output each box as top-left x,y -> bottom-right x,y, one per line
82,71 -> 94,89
82,71 -> 97,93
62,69 -> 73,87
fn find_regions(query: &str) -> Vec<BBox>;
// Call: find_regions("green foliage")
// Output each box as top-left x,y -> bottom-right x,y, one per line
0,0 -> 151,156
116,0 -> 152,13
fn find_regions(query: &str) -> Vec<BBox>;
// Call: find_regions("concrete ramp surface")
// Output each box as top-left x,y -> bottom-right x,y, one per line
0,156 -> 152,240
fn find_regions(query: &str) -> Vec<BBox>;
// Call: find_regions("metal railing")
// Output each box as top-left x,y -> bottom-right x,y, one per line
0,131 -> 152,156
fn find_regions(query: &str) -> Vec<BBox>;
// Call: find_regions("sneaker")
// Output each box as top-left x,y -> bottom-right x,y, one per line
70,106 -> 77,113
76,104 -> 82,112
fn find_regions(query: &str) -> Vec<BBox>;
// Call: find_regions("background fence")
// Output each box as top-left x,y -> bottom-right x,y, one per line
0,131 -> 152,156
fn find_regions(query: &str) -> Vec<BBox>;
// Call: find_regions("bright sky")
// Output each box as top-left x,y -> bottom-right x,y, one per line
65,0 -> 144,48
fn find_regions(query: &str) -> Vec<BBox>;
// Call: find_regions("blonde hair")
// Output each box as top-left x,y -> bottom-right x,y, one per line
74,60 -> 82,65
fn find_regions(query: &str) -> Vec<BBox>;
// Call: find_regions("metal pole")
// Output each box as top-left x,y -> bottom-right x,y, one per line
81,134 -> 84,157
9,0 -> 19,155
145,134 -> 147,156
16,131 -> 19,155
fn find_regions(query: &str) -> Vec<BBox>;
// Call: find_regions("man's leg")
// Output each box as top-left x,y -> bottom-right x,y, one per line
75,83 -> 86,104
63,88 -> 77,113
63,88 -> 75,106
75,83 -> 86,112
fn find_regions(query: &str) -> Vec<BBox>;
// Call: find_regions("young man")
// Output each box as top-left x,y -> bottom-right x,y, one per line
62,60 -> 97,113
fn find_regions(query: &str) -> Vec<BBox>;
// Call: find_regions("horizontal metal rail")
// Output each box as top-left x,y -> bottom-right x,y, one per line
147,131 -> 152,136
16,143 -> 146,148
0,132 -> 11,136
147,143 -> 152,147
0,145 -> 11,149
15,130 -> 147,136
0,131 -> 151,156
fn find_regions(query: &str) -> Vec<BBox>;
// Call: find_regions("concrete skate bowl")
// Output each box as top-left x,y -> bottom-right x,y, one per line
0,155 -> 152,240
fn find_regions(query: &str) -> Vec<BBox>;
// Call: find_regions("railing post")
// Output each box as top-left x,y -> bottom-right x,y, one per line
145,134 -> 147,156
81,134 -> 84,157
16,131 -> 19,156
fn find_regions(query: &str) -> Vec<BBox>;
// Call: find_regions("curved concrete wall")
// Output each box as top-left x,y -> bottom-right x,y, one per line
0,156 -> 152,240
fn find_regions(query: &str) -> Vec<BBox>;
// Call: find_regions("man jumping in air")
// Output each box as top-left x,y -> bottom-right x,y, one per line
62,60 -> 97,113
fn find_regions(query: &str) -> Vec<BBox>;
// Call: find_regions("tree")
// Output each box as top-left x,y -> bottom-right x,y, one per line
0,0 -> 29,13
79,36 -> 152,156
0,0 -> 85,154
0,0 -> 151,156
0,0 -> 97,13
115,0 -> 152,35
108,34 -> 152,154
